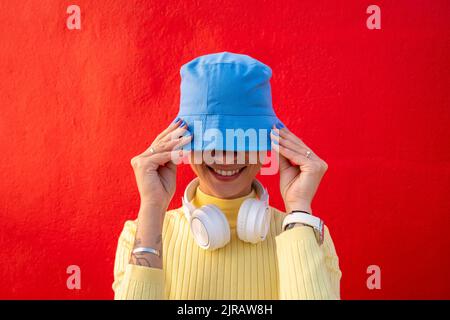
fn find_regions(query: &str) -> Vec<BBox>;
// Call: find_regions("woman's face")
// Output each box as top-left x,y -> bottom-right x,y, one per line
190,151 -> 263,199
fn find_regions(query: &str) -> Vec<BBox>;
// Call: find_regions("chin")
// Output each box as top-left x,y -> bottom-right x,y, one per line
202,164 -> 253,198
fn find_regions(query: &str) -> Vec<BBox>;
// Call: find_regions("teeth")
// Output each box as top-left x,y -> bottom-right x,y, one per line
212,168 -> 240,176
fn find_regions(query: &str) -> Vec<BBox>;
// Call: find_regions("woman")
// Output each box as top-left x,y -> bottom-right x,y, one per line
113,52 -> 341,299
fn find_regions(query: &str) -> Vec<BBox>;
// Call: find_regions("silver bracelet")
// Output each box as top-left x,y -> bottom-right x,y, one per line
132,247 -> 160,257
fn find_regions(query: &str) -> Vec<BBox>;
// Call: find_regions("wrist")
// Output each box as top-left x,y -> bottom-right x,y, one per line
282,211 -> 325,245
134,217 -> 163,250
139,199 -> 168,212
285,222 -> 309,230
285,201 -> 312,214
139,202 -> 166,218
285,202 -> 313,231
137,204 -> 165,233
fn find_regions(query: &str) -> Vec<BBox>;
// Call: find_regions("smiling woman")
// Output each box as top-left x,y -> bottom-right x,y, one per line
113,52 -> 341,300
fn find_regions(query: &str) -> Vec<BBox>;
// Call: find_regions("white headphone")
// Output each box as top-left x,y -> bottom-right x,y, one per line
182,178 -> 271,250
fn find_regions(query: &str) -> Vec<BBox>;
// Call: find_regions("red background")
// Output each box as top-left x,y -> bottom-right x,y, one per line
1,0 -> 449,299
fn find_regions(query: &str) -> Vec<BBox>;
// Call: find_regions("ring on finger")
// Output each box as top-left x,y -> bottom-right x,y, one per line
149,146 -> 156,154
305,150 -> 312,159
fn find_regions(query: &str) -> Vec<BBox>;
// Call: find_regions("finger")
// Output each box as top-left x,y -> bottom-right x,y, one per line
271,128 -> 309,166
277,134 -> 312,158
271,128 -> 289,168
271,140 -> 297,170
142,134 -> 192,157
276,126 -> 310,150
270,129 -> 306,153
161,135 -> 193,153
154,118 -> 184,142
163,123 -> 190,142
280,141 -> 315,166
274,128 -> 303,150
272,140 -> 308,167
172,134 -> 193,150
273,125 -> 317,161
164,160 -> 177,171
139,121 -> 181,156
147,149 -> 190,167
161,148 -> 191,171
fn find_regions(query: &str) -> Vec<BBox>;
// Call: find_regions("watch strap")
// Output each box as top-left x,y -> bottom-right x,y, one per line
282,212 -> 324,245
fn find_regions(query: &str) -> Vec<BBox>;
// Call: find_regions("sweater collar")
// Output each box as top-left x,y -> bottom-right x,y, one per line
192,186 -> 256,228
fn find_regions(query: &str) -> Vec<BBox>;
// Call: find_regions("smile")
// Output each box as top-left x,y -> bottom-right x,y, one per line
206,165 -> 246,181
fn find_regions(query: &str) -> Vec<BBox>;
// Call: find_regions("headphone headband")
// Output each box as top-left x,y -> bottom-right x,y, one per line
182,178 -> 198,220
182,178 -> 269,219
251,179 -> 269,205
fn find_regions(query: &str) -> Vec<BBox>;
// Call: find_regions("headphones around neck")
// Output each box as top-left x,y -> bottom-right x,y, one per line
182,178 -> 270,250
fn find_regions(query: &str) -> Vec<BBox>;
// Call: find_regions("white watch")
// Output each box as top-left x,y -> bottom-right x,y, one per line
282,212 -> 324,245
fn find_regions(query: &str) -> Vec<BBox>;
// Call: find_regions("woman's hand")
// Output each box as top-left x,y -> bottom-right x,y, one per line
270,124 -> 328,214
128,119 -> 191,269
130,119 -> 192,213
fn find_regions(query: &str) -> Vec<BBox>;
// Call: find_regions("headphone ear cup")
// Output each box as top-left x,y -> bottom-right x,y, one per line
190,205 -> 230,250
237,199 -> 270,243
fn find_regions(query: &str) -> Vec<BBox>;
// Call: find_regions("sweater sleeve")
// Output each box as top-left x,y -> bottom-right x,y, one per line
112,220 -> 165,300
275,225 -> 342,300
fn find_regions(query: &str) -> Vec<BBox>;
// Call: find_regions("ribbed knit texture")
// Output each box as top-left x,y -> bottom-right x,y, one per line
113,187 -> 341,300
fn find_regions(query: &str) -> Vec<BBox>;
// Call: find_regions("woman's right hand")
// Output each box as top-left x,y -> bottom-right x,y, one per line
130,118 -> 191,214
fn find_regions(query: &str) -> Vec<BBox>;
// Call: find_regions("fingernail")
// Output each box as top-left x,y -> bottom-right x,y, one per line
271,129 -> 279,136
276,122 -> 285,129
272,139 -> 279,145
173,117 -> 180,124
180,120 -> 186,127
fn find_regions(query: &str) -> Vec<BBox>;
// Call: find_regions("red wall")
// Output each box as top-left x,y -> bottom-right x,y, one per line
1,1 -> 449,299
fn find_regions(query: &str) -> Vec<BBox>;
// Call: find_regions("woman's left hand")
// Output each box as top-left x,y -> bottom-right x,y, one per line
270,124 -> 328,214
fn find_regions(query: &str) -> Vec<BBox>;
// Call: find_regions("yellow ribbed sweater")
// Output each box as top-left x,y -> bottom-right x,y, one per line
113,187 -> 342,300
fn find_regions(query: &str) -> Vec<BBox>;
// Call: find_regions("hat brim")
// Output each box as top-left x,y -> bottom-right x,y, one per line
174,113 -> 282,151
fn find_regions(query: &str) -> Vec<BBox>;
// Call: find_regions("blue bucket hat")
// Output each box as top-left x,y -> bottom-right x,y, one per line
175,51 -> 283,151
